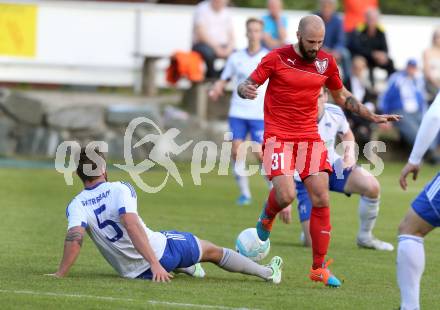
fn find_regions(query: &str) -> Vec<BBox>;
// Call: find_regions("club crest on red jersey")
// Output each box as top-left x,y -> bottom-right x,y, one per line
314,58 -> 328,74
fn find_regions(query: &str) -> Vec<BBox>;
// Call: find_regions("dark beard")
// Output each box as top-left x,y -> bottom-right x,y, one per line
299,39 -> 317,62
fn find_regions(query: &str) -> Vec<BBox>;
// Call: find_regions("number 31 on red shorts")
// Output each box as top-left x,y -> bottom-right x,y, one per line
262,137 -> 332,181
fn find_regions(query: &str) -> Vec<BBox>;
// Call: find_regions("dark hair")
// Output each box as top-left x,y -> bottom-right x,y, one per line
246,17 -> 263,28
76,147 -> 106,183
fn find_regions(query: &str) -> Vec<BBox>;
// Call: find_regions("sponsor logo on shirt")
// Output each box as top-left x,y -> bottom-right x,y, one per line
315,58 -> 328,74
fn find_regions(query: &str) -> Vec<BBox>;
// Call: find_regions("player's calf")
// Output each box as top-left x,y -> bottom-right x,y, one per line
275,187 -> 296,207
199,239 -> 282,283
257,178 -> 295,241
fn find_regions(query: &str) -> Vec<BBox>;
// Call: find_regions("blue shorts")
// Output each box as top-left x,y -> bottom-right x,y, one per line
328,159 -> 355,195
296,161 -> 355,223
136,230 -> 201,280
228,117 -> 264,143
412,173 -> 440,227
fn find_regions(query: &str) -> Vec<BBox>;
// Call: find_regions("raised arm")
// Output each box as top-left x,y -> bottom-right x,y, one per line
48,226 -> 85,278
120,213 -> 172,282
330,86 -> 402,123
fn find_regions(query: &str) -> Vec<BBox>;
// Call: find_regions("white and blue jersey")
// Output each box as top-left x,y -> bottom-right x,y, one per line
315,103 -> 350,164
221,48 -> 268,143
295,104 -> 352,222
221,48 -> 268,120
66,182 -> 200,278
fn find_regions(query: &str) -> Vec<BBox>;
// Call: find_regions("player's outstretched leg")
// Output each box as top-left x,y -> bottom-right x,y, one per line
343,167 -> 393,251
257,175 -> 295,241
304,173 -> 341,288
199,239 -> 283,284
397,207 -> 434,310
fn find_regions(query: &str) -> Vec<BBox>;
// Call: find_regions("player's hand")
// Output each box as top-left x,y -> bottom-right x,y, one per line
371,113 -> 402,123
399,162 -> 420,191
208,83 -> 224,101
279,205 -> 292,224
151,263 -> 173,283
238,83 -> 258,100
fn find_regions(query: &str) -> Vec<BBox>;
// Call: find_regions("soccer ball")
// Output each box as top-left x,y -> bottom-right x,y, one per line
235,228 -> 270,262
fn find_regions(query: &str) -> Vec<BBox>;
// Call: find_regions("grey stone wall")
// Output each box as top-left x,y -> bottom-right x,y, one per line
0,88 -> 227,161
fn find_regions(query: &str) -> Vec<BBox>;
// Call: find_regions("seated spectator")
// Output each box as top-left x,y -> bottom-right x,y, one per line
262,0 -> 288,50
348,8 -> 395,86
343,0 -> 378,33
423,27 -> 440,103
379,59 -> 439,163
316,0 -> 351,79
344,56 -> 377,145
192,0 -> 235,79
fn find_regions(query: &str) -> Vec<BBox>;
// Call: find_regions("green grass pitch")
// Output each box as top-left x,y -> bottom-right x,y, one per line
0,162 -> 439,309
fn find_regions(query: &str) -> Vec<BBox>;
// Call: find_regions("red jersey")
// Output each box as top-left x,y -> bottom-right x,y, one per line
250,45 -> 343,140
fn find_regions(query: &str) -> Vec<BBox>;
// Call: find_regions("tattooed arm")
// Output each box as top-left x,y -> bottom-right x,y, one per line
237,77 -> 259,100
330,87 -> 402,123
48,226 -> 85,278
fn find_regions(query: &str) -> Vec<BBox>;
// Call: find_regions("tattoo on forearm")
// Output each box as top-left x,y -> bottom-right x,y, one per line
65,232 -> 83,247
238,77 -> 257,99
344,95 -> 376,121
344,96 -> 361,114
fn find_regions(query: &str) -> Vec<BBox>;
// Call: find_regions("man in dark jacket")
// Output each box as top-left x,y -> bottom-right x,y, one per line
348,8 -> 395,85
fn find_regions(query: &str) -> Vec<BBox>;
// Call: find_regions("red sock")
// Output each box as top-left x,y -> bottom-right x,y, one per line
310,206 -> 331,269
264,189 -> 283,219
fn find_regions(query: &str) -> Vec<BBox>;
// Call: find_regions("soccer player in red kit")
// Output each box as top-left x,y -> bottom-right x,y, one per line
238,15 -> 401,287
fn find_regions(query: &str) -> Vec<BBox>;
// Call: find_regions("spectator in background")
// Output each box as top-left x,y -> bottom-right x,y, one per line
379,59 -> 439,163
316,0 -> 351,79
349,8 -> 395,86
344,56 -> 377,145
423,27 -> 440,103
343,0 -> 378,33
262,0 -> 288,50
192,0 -> 235,79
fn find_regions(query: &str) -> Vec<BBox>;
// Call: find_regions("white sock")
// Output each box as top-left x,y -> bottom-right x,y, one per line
233,160 -> 251,198
357,196 -> 379,241
219,248 -> 272,280
397,235 -> 425,310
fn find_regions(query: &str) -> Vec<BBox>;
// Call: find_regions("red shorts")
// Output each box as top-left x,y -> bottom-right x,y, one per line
262,137 -> 332,181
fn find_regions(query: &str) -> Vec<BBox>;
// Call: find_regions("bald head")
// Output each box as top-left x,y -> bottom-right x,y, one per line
296,15 -> 325,61
298,15 -> 325,35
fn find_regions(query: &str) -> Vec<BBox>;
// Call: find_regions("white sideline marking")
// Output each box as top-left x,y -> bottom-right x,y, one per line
0,289 -> 259,310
